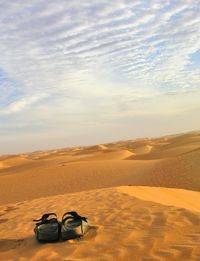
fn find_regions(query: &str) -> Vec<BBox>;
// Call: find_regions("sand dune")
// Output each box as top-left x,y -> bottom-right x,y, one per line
0,131 -> 200,260
129,144 -> 153,155
1,187 -> 200,261
0,155 -> 33,170
118,186 -> 200,212
1,132 -> 200,204
71,148 -> 134,161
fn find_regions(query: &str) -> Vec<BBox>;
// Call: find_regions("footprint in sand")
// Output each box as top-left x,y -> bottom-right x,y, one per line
83,226 -> 98,240
5,206 -> 18,212
0,239 -> 24,252
0,218 -> 8,224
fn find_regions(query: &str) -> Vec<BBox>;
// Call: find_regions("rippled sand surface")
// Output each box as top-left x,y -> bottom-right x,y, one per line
0,131 -> 200,260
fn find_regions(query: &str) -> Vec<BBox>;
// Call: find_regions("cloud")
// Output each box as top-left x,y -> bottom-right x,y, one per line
2,93 -> 47,114
0,0 -> 200,153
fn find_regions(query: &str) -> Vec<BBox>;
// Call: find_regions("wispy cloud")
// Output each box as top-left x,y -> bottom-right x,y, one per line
0,0 -> 200,153
2,93 -> 47,114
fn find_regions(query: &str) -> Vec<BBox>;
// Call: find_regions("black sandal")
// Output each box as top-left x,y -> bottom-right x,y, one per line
33,213 -> 60,242
61,211 -> 89,240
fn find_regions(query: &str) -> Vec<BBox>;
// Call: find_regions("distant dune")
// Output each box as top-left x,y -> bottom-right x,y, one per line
0,131 -> 200,204
0,131 -> 200,260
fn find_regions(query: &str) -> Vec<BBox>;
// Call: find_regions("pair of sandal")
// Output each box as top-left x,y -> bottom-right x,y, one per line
33,211 -> 88,242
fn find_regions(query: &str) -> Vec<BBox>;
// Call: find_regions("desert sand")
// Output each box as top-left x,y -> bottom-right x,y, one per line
0,131 -> 200,260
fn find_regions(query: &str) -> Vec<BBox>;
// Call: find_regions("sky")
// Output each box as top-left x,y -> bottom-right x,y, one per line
0,0 -> 200,154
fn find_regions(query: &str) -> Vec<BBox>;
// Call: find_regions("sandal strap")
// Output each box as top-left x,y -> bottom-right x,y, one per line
62,211 -> 78,220
33,213 -> 58,225
62,211 -> 88,227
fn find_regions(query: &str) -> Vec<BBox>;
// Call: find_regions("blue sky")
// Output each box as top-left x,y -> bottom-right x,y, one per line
0,0 -> 200,154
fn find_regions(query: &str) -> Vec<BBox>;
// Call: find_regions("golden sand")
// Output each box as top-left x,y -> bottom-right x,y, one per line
0,131 -> 200,260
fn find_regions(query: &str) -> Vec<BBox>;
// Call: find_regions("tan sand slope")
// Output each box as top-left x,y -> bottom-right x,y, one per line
1,187 -> 200,261
0,155 -> 33,169
0,131 -> 200,204
0,131 -> 200,260
118,186 -> 200,212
